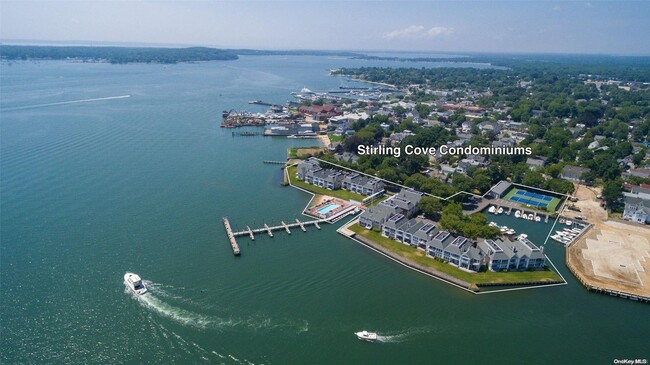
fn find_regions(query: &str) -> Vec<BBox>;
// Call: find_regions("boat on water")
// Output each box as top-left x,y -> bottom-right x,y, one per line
355,331 -> 378,342
489,221 -> 498,227
551,235 -> 570,244
566,220 -> 573,226
124,272 -> 148,295
535,216 -> 541,222
514,210 -> 522,218
506,229 -> 516,235
500,226 -> 509,233
488,206 -> 496,214
527,215 -> 534,221
559,218 -> 566,224
497,207 -> 504,215
518,233 -> 528,240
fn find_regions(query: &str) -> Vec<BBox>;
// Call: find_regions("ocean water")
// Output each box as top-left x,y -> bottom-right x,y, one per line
1,56 -> 648,365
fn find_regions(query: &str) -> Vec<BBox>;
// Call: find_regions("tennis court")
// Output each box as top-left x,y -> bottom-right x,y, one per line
504,187 -> 562,211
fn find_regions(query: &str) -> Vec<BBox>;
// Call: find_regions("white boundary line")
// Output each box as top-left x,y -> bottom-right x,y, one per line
278,159 -> 570,294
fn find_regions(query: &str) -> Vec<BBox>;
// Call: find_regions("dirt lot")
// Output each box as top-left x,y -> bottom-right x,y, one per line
566,184 -> 650,297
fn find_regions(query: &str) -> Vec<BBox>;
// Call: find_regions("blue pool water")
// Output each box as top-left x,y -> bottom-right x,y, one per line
317,203 -> 340,215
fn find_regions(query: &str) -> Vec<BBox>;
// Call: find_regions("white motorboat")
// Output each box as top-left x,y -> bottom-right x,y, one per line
489,221 -> 498,227
488,206 -> 496,214
500,226 -> 509,233
565,220 -> 573,226
124,272 -> 148,295
527,215 -> 534,221
506,229 -> 516,235
514,210 -> 522,218
355,331 -> 378,342
551,235 -> 570,244
497,207 -> 504,215
518,234 -> 528,240
559,218 -> 566,224
535,216 -> 541,222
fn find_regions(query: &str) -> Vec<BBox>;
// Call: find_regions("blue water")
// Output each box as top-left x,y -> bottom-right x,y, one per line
1,56 -> 648,365
316,203 -> 341,215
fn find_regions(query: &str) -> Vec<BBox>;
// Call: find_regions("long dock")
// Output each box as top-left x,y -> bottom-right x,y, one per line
223,217 -> 331,255
232,218 -> 328,237
263,160 -> 286,165
222,218 -> 241,256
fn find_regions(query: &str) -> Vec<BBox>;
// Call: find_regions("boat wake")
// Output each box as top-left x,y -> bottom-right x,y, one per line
2,95 -> 131,111
125,280 -> 308,333
375,327 -> 432,343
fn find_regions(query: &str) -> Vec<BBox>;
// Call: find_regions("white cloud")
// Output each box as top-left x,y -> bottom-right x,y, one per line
384,25 -> 454,40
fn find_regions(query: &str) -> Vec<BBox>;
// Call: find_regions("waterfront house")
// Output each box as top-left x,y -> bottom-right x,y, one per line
478,238 -> 546,272
341,173 -> 385,196
359,203 -> 398,230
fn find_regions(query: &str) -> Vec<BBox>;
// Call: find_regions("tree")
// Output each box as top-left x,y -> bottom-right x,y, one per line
419,196 -> 444,220
603,179 -> 624,212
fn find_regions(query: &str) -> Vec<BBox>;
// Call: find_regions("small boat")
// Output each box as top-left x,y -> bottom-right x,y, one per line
489,221 -> 498,227
551,235 -> 569,244
488,206 -> 496,214
565,220 -> 573,226
497,207 -> 504,215
559,218 -> 566,224
500,226 -> 509,233
535,216 -> 541,222
518,234 -> 528,240
514,210 -> 521,218
355,331 -> 378,342
506,229 -> 516,235
527,215 -> 534,221
124,272 -> 148,295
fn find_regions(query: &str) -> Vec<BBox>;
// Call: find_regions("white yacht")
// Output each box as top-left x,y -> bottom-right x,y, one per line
514,210 -> 522,218
497,207 -> 504,215
488,206 -> 496,214
124,272 -> 148,295
535,216 -> 541,222
355,331 -> 378,342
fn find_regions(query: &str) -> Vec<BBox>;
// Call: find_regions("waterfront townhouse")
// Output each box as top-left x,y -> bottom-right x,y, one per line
381,215 -> 428,246
341,173 -> 385,196
425,232 -> 482,272
358,203 -> 398,230
297,159 -> 344,190
478,238 -> 546,271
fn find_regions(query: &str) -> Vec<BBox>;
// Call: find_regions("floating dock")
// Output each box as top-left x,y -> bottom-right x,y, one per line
222,218 -> 241,256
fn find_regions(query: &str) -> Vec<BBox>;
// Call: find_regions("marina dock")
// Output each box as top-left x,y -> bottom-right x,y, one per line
222,218 -> 241,256
223,217 -> 329,255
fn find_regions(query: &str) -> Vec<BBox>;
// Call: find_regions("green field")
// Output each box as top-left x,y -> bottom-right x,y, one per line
503,187 -> 562,212
286,165 -> 366,202
349,223 -> 562,286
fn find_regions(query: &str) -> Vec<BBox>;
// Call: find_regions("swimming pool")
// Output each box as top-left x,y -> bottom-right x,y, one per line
316,203 -> 340,215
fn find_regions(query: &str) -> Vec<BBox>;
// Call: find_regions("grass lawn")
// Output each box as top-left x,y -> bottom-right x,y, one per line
504,187 -> 562,212
349,223 -> 562,285
287,165 -> 366,202
287,147 -> 326,159
328,133 -> 344,142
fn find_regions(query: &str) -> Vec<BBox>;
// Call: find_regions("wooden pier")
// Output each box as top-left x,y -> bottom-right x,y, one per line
222,218 -> 241,256
222,217 -> 330,255
263,160 -> 286,165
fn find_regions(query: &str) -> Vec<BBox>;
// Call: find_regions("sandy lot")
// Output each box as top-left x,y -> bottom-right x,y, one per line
566,184 -> 650,297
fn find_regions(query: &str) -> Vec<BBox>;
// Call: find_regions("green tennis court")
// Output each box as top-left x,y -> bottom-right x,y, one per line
503,187 -> 562,211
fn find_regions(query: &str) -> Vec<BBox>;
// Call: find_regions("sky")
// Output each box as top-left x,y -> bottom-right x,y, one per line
1,1 -> 649,55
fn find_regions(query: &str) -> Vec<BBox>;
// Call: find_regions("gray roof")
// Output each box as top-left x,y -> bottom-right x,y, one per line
490,180 -> 512,196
